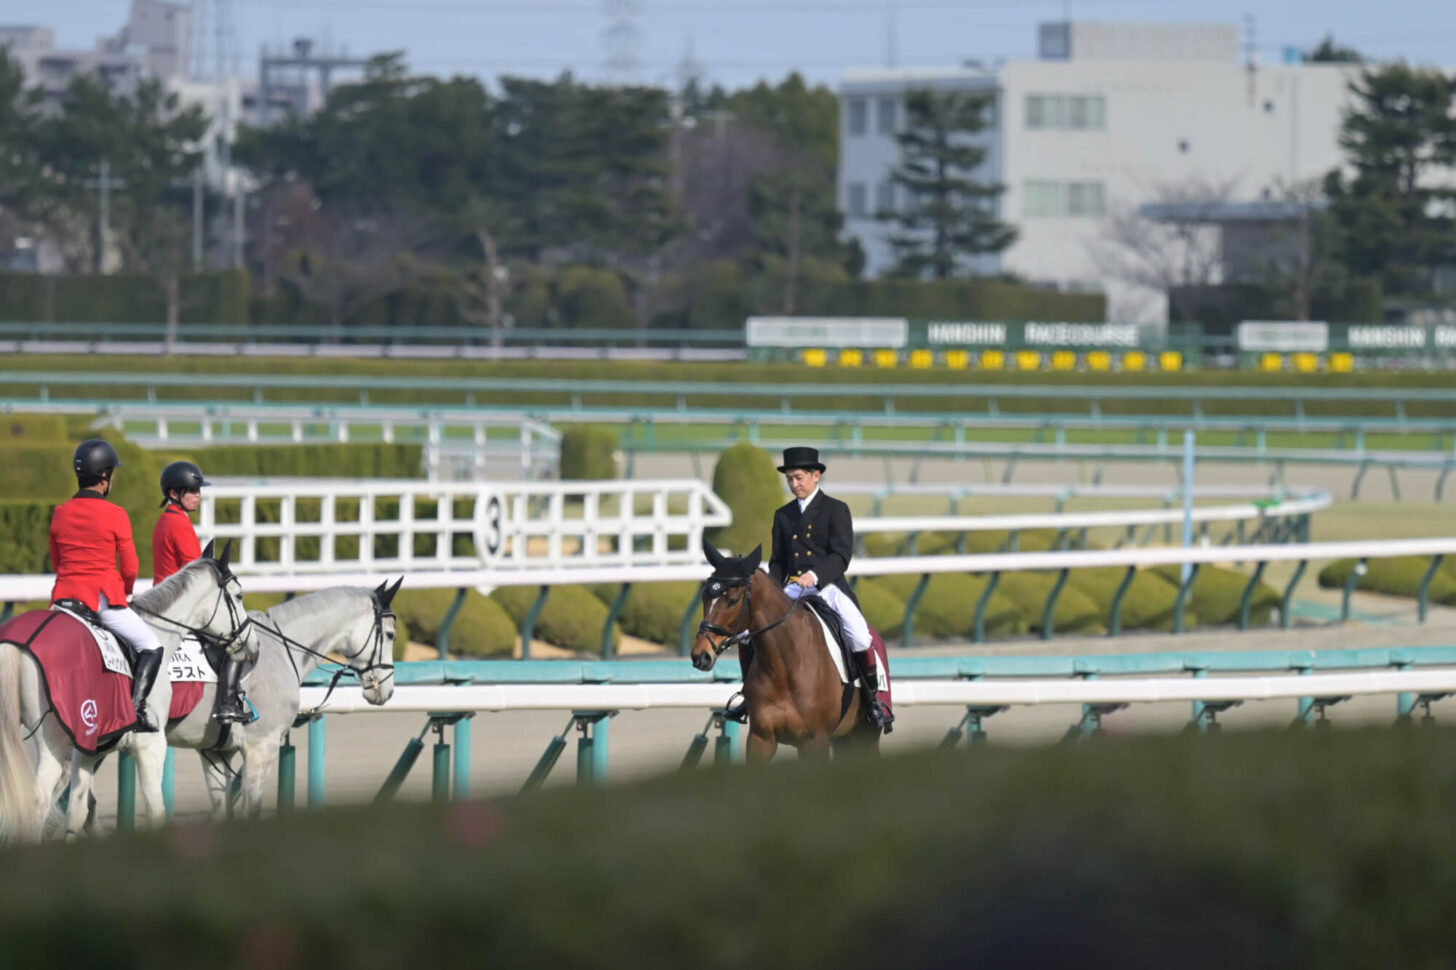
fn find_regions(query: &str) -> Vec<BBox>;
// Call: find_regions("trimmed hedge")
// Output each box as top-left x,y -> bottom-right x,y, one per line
1318,557 -> 1456,606
586,581 -> 699,646
995,571 -> 1105,635
853,578 -> 909,639
0,415 -> 68,442
0,500 -> 52,574
1151,564 -> 1281,627
559,426 -> 619,481
1068,566 -> 1192,632
706,442 -> 782,557
870,574 -> 1025,640
491,584 -> 619,654
183,443 -> 424,479
393,588 -> 516,658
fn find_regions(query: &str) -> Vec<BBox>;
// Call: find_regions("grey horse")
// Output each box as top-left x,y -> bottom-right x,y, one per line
63,581 -> 400,830
0,547 -> 255,842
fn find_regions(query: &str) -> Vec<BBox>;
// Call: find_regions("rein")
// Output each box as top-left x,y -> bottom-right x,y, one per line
697,574 -> 799,658
253,599 -> 396,714
132,566 -> 253,652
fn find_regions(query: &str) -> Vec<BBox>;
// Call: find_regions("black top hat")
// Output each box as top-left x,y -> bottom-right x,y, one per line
777,446 -> 826,473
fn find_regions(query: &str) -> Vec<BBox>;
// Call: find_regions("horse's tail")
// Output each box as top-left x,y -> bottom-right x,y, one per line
0,643 -> 41,843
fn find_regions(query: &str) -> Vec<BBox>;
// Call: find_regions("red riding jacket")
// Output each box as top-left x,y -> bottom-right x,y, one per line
152,503 -> 201,584
49,491 -> 139,610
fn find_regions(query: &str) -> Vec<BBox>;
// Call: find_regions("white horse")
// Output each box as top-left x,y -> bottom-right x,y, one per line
0,545 -> 255,842
64,581 -> 399,828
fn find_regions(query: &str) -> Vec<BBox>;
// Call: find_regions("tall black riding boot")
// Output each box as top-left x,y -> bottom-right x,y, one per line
130,649 -> 163,733
214,655 -> 253,724
853,650 -> 894,730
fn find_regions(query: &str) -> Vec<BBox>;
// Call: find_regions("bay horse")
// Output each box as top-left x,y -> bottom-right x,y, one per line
691,540 -> 882,761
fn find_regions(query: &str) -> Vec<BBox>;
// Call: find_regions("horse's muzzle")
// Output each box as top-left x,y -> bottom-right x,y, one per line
691,650 -> 715,671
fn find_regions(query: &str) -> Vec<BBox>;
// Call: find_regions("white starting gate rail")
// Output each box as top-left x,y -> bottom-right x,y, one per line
197,478 -> 733,575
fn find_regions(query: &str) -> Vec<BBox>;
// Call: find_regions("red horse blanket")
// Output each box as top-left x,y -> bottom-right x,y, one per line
0,609 -> 138,753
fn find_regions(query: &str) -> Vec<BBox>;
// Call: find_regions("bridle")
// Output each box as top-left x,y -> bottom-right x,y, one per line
133,561 -> 254,653
261,593 -> 397,713
696,572 -> 798,659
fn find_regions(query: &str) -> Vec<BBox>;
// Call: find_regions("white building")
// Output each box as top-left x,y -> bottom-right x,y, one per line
839,22 -> 1360,321
0,1 -> 190,105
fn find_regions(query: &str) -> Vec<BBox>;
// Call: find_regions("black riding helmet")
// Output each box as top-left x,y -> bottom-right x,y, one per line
73,439 -> 121,481
160,460 -> 210,506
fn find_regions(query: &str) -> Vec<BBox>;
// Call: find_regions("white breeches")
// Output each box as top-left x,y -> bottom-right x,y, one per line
784,582 -> 872,653
97,593 -> 163,654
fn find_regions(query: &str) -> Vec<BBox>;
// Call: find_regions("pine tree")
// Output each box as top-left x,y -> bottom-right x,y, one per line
879,88 -> 1015,279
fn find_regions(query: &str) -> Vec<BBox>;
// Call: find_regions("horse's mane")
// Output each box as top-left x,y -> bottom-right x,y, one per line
131,558 -> 216,615
262,587 -> 369,627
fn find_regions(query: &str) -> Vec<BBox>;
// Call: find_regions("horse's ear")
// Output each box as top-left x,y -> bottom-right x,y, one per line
218,541 -> 233,568
380,576 -> 403,609
373,580 -> 386,597
201,538 -> 216,560
743,545 -> 762,574
702,535 -> 727,570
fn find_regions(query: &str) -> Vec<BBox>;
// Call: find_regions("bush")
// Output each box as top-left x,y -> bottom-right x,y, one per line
587,581 -> 699,646
15,731 -> 1456,968
555,266 -> 635,329
184,443 -> 424,479
392,588 -> 516,658
995,571 -> 1104,635
0,415 -> 67,442
706,442 -> 781,557
872,573 -> 1025,640
853,578 -> 907,638
491,584 -> 619,654
558,426 -> 618,481
1318,557 -> 1456,606
1069,567 -> 1192,631
0,500 -> 53,573
1151,564 -> 1281,627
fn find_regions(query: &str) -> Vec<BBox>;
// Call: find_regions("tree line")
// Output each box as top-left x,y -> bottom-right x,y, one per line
0,39 -> 1450,330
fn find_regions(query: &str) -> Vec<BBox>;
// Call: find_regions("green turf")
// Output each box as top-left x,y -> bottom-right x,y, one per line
3,729 -> 1456,968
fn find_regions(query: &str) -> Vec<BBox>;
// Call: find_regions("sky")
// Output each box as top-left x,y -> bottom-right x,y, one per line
10,0 -> 1456,91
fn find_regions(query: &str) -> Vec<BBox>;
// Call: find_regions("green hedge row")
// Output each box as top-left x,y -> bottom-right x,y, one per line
0,267 -> 1100,330
0,269 -> 251,324
0,428 -> 428,573
491,585 -> 620,654
392,588 -> 516,659
1318,557 -> 1456,606
8,730 -> 1456,967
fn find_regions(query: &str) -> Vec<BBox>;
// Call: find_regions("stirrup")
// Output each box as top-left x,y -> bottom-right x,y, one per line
720,691 -> 749,724
214,693 -> 257,725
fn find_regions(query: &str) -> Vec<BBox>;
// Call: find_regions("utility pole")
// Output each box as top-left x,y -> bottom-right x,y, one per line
83,158 -> 126,274
192,167 -> 204,270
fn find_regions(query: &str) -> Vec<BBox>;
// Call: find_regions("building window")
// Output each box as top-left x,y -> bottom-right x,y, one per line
847,97 -> 867,136
1023,180 -> 1106,218
877,97 -> 897,135
847,182 -> 868,218
1026,94 -> 1105,131
875,180 -> 896,215
1066,181 -> 1105,217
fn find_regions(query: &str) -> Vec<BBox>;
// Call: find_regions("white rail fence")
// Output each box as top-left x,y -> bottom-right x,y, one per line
300,668 -> 1456,715
197,478 -> 733,575
184,478 -> 1326,577
87,405 -> 560,480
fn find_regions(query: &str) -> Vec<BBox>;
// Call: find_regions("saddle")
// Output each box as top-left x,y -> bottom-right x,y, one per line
798,594 -> 854,678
